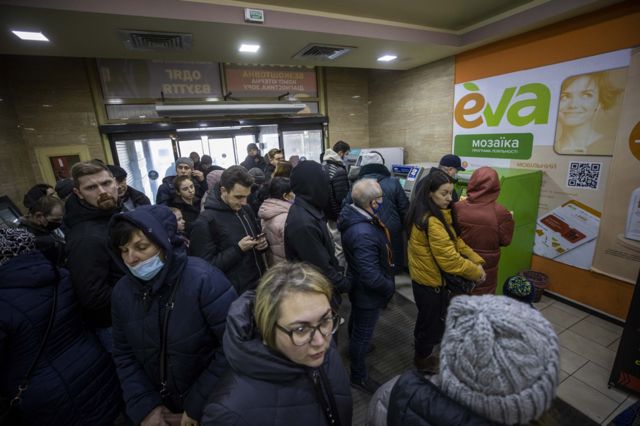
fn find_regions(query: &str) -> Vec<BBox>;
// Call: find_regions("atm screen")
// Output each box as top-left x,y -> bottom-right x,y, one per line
399,178 -> 406,187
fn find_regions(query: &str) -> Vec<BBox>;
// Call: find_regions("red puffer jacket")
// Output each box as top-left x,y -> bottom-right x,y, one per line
454,167 -> 515,295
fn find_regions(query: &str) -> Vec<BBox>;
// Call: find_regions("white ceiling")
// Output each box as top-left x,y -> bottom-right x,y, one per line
0,0 -> 625,70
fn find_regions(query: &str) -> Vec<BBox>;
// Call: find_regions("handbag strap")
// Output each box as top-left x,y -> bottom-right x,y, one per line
311,368 -> 342,426
159,278 -> 181,399
11,265 -> 60,407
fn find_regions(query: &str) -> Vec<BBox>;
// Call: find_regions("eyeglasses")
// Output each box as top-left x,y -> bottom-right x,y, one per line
276,313 -> 341,346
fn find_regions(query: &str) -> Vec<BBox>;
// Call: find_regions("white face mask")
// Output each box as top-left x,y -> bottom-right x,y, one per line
127,253 -> 164,281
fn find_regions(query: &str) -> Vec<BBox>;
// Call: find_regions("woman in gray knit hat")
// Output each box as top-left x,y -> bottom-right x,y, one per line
367,294 -> 560,426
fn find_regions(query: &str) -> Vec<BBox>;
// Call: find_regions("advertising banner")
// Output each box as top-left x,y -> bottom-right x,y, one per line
453,49 -> 631,270
97,59 -> 222,99
592,49 -> 640,284
224,65 -> 317,98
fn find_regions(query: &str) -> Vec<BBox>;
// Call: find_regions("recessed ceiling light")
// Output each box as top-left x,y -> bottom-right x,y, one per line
377,55 -> 397,62
239,44 -> 260,53
12,30 -> 49,42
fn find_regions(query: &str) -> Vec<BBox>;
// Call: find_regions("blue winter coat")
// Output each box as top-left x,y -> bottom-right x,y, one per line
202,291 -> 353,426
0,251 -> 121,426
338,204 -> 395,309
357,164 -> 410,273
109,205 -> 238,424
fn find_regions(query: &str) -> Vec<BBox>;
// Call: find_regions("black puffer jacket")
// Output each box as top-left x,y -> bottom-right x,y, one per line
190,189 -> 267,294
387,370 -> 497,426
201,292 -> 353,426
323,159 -> 350,221
357,164 -> 410,273
168,196 -> 201,237
338,204 -> 395,309
0,251 -> 121,426
63,194 -> 123,328
109,205 -> 237,424
285,161 -> 349,302
18,219 -> 66,266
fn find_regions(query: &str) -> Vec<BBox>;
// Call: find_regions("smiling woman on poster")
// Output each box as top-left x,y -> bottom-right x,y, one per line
554,70 -> 625,156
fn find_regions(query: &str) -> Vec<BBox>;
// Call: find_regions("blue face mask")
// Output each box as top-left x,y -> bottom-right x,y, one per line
127,253 -> 165,281
371,199 -> 383,215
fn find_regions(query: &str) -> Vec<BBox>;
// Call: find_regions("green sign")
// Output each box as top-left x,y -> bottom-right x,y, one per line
454,133 -> 533,159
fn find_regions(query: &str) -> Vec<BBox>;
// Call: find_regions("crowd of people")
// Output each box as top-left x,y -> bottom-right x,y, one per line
0,140 -> 563,426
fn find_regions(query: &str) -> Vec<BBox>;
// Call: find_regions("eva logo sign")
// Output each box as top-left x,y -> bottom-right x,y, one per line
454,82 -> 551,129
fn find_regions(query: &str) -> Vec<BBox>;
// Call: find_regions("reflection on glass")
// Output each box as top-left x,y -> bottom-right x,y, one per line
283,129 -> 323,164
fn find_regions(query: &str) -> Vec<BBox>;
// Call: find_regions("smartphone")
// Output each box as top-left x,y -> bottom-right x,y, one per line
253,232 -> 266,240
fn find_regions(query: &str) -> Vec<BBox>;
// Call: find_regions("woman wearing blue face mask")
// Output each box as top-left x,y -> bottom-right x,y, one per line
108,205 -> 238,426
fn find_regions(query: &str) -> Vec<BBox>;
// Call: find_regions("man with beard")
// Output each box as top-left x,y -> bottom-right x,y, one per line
64,160 -> 123,351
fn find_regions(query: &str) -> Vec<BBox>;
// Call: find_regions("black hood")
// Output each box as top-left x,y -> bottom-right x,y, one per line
290,160 -> 330,211
223,291 -> 313,382
359,163 -> 390,179
203,186 -> 235,212
108,204 -> 187,294
63,193 -> 120,230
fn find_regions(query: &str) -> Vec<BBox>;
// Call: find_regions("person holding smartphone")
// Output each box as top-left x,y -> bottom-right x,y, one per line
191,166 -> 268,295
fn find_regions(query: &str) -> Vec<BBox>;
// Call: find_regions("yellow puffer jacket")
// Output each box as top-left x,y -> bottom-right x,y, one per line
408,209 -> 485,288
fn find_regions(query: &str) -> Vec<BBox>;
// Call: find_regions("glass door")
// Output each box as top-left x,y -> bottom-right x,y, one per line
282,127 -> 323,163
114,137 -> 174,203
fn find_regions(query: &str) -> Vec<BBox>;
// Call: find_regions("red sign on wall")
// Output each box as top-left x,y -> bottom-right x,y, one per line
224,65 -> 317,98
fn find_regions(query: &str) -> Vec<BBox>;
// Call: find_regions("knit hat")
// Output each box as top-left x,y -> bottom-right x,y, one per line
23,184 -> 52,211
175,157 -> 194,170
207,169 -> 224,189
503,275 -> 535,305
246,143 -> 259,153
0,226 -> 36,266
248,167 -> 265,185
436,295 -> 559,425
55,178 -> 75,200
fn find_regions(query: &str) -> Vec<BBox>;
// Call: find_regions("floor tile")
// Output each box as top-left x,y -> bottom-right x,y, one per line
533,294 -> 555,310
560,346 -> 589,375
601,396 -> 639,425
559,369 -> 570,383
583,315 -> 624,335
550,301 -> 590,321
557,376 -> 619,423
559,330 -> 616,370
608,338 -> 620,352
573,362 -> 629,403
570,318 -> 622,347
540,304 -> 587,329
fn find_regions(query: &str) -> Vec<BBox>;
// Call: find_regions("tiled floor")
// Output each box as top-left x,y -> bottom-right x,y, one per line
394,274 -> 638,425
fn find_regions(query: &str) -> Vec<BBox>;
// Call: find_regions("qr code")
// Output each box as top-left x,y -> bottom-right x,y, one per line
567,161 -> 602,190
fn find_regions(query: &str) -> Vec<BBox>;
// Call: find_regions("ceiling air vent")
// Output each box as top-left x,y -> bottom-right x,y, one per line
119,30 -> 193,51
293,43 -> 354,60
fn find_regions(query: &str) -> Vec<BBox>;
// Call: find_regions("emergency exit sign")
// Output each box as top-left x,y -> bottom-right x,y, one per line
244,8 -> 264,23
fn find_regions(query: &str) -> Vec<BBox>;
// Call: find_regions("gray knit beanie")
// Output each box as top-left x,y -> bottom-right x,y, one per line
175,157 -> 194,170
436,295 -> 560,425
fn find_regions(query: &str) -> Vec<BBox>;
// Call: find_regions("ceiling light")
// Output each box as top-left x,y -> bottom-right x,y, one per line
12,30 -> 49,42
377,55 -> 397,62
239,44 -> 260,53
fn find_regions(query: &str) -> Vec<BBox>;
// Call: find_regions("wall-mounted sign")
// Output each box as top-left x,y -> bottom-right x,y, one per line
224,65 -> 317,98
244,8 -> 264,23
97,59 -> 222,99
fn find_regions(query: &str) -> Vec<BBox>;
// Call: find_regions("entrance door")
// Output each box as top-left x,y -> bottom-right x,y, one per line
114,137 -> 174,203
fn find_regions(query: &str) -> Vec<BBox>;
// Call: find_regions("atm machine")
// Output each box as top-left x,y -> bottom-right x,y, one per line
346,147 -> 405,180
392,165 -> 428,200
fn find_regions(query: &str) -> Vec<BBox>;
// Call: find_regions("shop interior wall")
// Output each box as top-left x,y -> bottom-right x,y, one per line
454,0 -> 640,319
324,67 -> 370,150
0,55 -> 105,212
0,65 -> 34,211
367,57 -> 455,165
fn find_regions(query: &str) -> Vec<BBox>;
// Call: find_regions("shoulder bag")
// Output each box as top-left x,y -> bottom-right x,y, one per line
1,265 -> 59,425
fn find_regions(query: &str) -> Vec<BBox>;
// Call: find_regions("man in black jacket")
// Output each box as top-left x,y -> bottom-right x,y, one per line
190,166 -> 267,294
155,157 -> 206,205
64,160 -> 123,351
107,164 -> 151,212
240,143 -> 267,172
322,148 -> 350,268
285,160 -> 349,306
338,178 -> 395,395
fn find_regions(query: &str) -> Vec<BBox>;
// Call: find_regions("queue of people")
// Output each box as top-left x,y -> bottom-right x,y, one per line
0,146 -> 563,426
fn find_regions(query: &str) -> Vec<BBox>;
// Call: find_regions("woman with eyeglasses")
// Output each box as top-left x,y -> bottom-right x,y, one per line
202,261 -> 353,426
